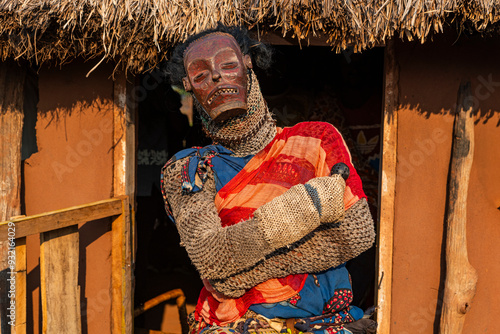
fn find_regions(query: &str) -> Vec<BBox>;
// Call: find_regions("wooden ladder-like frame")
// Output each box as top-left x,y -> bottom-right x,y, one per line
0,196 -> 133,334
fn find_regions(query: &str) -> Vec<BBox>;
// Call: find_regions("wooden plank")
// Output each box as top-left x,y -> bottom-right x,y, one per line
0,197 -> 124,239
125,76 -> 138,269
375,38 -> 399,334
113,72 -> 137,260
0,60 -> 25,221
113,72 -> 136,200
439,82 -> 477,333
40,225 -> 81,334
134,288 -> 185,317
113,73 -> 135,333
111,196 -> 132,334
0,60 -> 26,333
13,236 -> 27,334
134,289 -> 188,334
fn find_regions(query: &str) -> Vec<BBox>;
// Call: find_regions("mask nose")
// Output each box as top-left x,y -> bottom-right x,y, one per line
212,70 -> 221,81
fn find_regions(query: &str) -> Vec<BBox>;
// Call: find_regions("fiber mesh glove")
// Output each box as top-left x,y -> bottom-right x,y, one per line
305,174 -> 346,223
253,174 -> 346,250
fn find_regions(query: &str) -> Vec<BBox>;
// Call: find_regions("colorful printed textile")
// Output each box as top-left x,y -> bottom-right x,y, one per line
188,310 -> 281,334
194,122 -> 366,326
249,265 -> 364,334
248,265 -> 356,318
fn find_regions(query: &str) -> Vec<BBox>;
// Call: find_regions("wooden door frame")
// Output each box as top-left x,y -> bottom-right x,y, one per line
112,72 -> 137,334
375,38 -> 399,334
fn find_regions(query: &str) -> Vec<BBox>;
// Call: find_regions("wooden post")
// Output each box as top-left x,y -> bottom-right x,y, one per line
439,82 -> 478,333
13,237 -> 26,334
0,60 -> 27,334
133,288 -> 188,334
112,73 -> 135,333
40,226 -> 81,334
376,38 -> 399,334
113,74 -> 136,200
111,197 -> 132,334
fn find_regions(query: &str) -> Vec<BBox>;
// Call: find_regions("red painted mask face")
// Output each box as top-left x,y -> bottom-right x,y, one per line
182,34 -> 252,123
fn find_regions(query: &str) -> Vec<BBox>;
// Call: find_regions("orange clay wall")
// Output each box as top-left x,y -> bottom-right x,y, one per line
391,34 -> 500,333
23,61 -> 115,333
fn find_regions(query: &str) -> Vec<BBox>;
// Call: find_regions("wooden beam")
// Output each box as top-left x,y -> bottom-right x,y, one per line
0,60 -> 27,333
112,72 -> 135,333
375,38 -> 399,333
134,289 -> 188,334
13,236 -> 26,334
40,225 -> 81,334
111,196 -> 133,334
0,61 -> 25,221
0,197 -> 124,239
439,82 -> 478,333
113,72 -> 136,200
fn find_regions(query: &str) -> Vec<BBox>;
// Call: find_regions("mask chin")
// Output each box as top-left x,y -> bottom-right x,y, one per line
210,102 -> 247,123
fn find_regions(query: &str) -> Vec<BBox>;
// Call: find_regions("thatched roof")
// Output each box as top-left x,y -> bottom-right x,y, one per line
0,0 -> 498,73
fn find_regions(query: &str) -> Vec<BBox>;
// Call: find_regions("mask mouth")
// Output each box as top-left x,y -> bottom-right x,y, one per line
207,87 -> 239,105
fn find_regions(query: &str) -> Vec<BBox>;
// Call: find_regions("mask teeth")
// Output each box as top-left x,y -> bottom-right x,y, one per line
208,88 -> 238,104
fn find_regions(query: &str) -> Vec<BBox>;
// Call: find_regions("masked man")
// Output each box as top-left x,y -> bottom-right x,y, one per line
161,24 -> 376,334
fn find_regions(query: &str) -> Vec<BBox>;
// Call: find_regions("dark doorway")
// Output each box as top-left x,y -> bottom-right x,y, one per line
133,70 -> 207,332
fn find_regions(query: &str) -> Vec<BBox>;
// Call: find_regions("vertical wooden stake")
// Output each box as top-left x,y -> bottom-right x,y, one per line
13,236 -> 27,334
111,197 -> 132,334
112,73 -> 135,334
376,38 -> 399,334
439,81 -> 478,333
0,60 -> 26,333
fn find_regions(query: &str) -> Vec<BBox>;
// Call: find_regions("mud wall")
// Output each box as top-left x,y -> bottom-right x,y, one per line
23,61 -> 115,333
391,34 -> 500,333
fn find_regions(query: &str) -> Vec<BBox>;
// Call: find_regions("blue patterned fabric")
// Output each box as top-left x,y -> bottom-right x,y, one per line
174,145 -> 253,193
249,264 -> 363,333
162,144 -> 253,224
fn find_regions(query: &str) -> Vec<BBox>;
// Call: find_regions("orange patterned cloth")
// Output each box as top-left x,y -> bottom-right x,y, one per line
195,122 -> 366,326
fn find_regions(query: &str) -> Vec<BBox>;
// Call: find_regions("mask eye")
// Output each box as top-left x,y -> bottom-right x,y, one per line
193,72 -> 208,83
221,62 -> 238,70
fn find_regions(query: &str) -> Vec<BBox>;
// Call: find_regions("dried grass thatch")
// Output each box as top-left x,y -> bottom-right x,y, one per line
0,0 -> 498,73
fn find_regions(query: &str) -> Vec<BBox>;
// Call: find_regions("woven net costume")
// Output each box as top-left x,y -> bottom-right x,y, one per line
161,25 -> 376,334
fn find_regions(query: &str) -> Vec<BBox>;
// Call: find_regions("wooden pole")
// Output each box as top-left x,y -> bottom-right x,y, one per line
40,226 -> 81,334
13,236 -> 26,334
111,196 -> 132,334
376,38 -> 399,334
439,81 -> 478,333
112,72 -> 135,334
0,60 -> 26,334
133,288 -> 188,334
